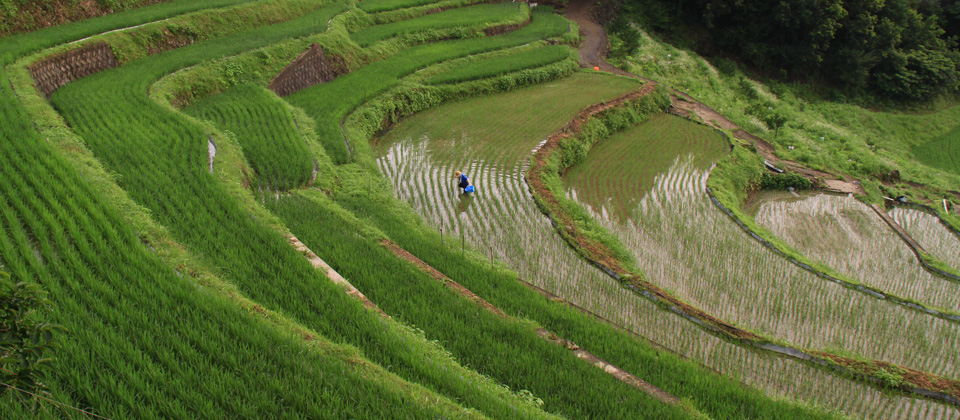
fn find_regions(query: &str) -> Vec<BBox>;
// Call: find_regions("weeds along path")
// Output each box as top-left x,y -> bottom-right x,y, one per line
0,1 -> 504,418
753,194 -> 960,312
36,3 -> 570,419
369,74 -> 951,419
378,238 -> 686,408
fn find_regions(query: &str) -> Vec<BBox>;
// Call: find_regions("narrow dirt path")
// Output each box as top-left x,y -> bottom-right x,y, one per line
562,0 -> 863,195
379,238 -> 684,407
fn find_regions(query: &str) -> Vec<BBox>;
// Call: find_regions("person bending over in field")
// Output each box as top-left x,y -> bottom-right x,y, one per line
454,171 -> 473,194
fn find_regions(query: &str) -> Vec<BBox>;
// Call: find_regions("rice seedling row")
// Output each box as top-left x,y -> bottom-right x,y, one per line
753,194 -> 960,312
39,4 -> 573,418
425,44 -> 572,85
184,84 -> 315,191
267,192 -> 695,420
286,5 -> 571,164
351,3 -> 523,47
0,5 -> 477,411
367,74 -> 960,419
891,207 -> 960,273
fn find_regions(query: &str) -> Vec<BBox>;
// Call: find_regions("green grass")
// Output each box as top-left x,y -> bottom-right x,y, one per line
350,3 -> 523,47
184,84 -> 315,191
914,125 -> 960,177
425,44 -> 572,85
287,5 -> 570,164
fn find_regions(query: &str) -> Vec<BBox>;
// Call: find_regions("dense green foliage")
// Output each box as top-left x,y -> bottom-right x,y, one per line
759,172 -> 813,191
0,0 -> 169,35
0,273 -> 62,410
426,44 -> 572,84
357,0 -> 440,13
185,84 -> 315,191
623,0 -> 960,101
914,125 -> 960,176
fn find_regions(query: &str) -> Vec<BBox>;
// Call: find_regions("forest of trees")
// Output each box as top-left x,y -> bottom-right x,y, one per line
622,0 -> 960,102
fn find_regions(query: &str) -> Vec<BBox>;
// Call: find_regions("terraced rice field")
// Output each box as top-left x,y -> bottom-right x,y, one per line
753,194 -> 960,312
376,75 -> 960,419
565,113 -> 729,221
890,207 -> 960,272
914,125 -> 960,176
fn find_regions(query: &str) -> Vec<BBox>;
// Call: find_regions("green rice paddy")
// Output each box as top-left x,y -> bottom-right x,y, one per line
914,125 -> 960,176
376,75 -> 959,419
3,0 -> 959,417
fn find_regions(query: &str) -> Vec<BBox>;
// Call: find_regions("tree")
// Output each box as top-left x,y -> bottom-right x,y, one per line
0,271 -> 63,410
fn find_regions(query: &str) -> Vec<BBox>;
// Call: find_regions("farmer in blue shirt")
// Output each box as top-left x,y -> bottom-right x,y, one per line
454,171 -> 473,193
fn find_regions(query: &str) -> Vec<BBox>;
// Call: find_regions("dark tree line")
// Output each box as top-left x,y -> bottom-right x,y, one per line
623,0 -> 960,102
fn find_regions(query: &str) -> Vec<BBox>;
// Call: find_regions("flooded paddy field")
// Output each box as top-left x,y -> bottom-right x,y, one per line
752,193 -> 960,312
564,117 -> 960,379
890,207 -> 960,273
375,75 -> 959,419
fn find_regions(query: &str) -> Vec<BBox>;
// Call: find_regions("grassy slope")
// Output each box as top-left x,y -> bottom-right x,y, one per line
914,125 -> 960,177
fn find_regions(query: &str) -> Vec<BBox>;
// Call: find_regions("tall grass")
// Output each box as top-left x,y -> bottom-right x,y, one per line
185,84 -> 315,191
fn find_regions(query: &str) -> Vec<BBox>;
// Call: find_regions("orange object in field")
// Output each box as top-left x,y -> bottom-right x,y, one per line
593,66 -> 600,71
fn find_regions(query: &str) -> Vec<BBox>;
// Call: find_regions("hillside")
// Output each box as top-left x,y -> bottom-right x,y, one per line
1,0 -> 959,419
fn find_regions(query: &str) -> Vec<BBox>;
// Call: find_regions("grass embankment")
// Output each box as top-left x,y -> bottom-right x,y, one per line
25,1 -> 567,418
0,1 -> 506,418
286,5 -> 573,164
184,84 -> 316,191
524,88 -> 960,404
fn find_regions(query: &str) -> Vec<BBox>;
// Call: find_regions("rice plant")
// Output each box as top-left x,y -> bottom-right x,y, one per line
425,44 -> 572,85
372,76 -> 959,419
754,194 -> 960,311
891,207 -> 960,273
351,3 -> 523,47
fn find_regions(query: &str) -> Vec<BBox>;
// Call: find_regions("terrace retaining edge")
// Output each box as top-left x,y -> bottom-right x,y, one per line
289,234 -> 390,317
877,203 -> 960,283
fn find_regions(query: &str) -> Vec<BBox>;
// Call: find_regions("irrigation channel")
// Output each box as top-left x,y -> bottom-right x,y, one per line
751,193 -> 960,312
375,74 -> 960,419
890,207 -> 960,274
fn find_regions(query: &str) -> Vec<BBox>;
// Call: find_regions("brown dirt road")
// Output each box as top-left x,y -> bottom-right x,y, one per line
562,0 -> 863,195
